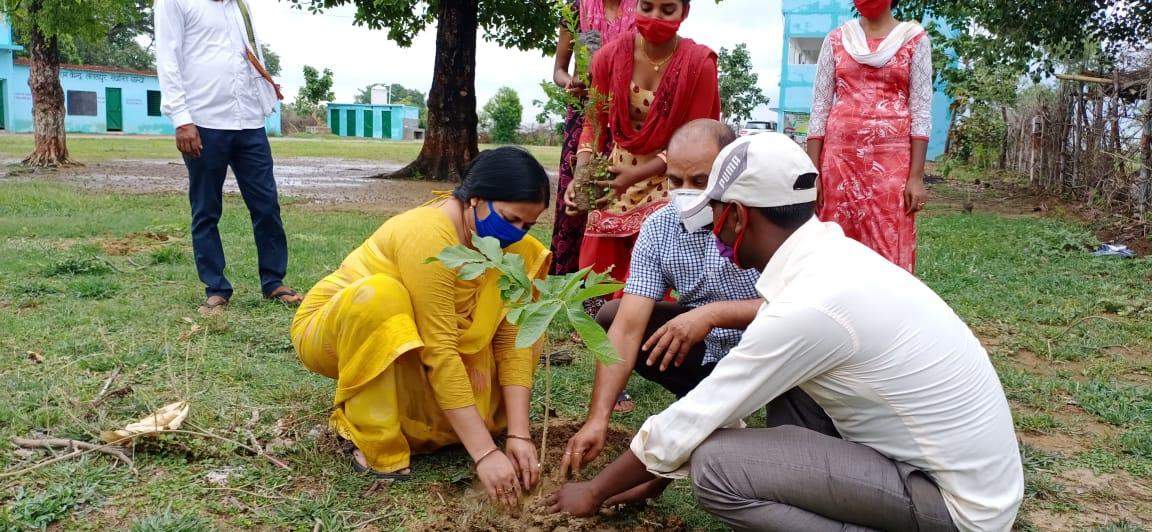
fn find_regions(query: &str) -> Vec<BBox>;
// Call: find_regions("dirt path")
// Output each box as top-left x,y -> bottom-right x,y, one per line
1,157 -> 560,213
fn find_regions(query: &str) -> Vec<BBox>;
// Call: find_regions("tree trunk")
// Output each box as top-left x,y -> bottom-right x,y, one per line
23,0 -> 74,167
943,100 -> 961,157
998,106 -> 1009,170
384,0 -> 478,181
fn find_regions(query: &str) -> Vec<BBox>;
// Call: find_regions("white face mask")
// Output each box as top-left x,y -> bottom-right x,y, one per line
673,189 -> 713,232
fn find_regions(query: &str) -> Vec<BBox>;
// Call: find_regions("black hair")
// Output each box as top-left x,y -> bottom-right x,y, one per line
452,147 -> 551,208
891,0 -> 900,10
755,201 -> 816,230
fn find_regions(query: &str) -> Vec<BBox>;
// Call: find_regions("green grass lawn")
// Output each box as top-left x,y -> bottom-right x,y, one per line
1,179 -> 1150,530
0,134 -> 563,171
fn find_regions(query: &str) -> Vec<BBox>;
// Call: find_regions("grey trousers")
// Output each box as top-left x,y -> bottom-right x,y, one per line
690,389 -> 957,532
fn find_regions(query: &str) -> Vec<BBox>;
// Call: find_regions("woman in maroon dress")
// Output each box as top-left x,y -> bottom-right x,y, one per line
548,0 -> 637,276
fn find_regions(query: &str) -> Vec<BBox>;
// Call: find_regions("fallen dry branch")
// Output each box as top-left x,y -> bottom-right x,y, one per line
1045,315 -> 1119,356
10,437 -> 135,470
142,429 -> 292,471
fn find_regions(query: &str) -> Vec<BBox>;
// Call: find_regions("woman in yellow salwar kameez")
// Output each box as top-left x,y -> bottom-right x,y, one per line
291,148 -> 552,506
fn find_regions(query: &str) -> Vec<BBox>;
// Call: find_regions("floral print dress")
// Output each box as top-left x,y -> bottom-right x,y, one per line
808,27 -> 933,273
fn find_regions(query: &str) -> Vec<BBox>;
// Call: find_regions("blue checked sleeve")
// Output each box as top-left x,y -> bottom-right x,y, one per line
624,218 -> 670,301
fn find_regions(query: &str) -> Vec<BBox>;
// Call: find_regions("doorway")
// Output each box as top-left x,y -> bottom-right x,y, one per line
363,109 -> 374,138
105,87 -> 123,132
0,79 -> 6,130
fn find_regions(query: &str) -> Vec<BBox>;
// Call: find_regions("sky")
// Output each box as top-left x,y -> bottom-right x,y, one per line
246,0 -> 785,126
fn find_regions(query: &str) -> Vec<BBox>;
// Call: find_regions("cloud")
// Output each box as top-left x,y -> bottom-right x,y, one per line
249,0 -> 784,124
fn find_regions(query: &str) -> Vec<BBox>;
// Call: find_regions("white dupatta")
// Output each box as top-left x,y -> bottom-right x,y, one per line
840,19 -> 925,68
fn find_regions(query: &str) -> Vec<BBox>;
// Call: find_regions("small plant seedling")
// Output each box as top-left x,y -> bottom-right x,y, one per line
572,152 -> 613,212
551,0 -> 615,213
428,235 -> 622,365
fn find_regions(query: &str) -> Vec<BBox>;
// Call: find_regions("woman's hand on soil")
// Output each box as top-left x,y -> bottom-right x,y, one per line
546,481 -> 604,517
476,450 -> 522,509
904,175 -> 928,215
505,438 -> 541,490
559,421 -> 608,480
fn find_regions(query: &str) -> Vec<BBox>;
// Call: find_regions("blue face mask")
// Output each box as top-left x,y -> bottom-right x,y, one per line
474,200 -> 528,248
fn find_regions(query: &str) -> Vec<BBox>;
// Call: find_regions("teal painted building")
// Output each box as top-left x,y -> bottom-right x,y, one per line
0,16 -> 280,136
777,0 -> 951,159
327,103 -> 420,140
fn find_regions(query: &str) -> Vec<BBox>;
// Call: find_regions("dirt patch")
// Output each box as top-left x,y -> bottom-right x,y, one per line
415,420 -> 687,532
1028,468 -> 1152,531
99,231 -> 182,256
927,170 -> 1150,256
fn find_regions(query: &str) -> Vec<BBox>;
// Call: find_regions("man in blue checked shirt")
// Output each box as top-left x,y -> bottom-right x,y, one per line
559,119 -> 763,479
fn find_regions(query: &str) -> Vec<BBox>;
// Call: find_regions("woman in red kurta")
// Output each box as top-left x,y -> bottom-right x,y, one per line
806,0 -> 933,273
565,0 -> 721,287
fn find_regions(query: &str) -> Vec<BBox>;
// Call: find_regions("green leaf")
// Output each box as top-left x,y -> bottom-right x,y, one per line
557,266 -> 595,299
507,306 -> 525,325
565,305 -> 620,365
458,262 -> 490,281
515,301 -> 563,349
433,245 -> 487,269
473,235 -> 504,263
573,270 -> 625,302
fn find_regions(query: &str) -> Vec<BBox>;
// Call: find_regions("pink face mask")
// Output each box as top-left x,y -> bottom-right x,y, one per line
853,0 -> 892,19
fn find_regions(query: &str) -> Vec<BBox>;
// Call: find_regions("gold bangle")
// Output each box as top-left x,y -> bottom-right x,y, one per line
473,447 -> 500,467
576,147 -> 594,157
507,434 -> 533,442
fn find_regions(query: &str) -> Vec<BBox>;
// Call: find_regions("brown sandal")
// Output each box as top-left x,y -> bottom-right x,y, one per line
265,286 -> 303,306
198,295 -> 229,316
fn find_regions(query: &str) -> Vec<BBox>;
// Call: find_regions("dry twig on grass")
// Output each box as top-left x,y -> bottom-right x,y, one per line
1045,314 -> 1119,356
9,437 -> 135,470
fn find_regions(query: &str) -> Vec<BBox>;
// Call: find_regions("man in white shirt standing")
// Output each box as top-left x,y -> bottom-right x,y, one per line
155,0 -> 302,314
549,133 -> 1024,531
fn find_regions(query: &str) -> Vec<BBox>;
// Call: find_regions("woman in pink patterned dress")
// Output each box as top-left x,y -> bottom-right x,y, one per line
548,0 -> 637,276
806,0 -> 932,273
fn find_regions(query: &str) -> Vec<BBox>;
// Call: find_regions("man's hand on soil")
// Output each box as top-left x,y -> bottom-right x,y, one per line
559,420 -> 608,480
603,477 -> 671,507
546,481 -> 604,517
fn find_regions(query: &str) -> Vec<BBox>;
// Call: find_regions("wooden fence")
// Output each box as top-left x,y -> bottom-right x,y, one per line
1001,66 -> 1151,222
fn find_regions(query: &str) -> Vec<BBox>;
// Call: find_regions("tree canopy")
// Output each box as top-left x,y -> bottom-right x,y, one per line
293,65 -> 335,115
482,86 -> 523,144
1,0 -> 137,54
717,43 -> 770,127
900,0 -> 1152,85
284,0 -> 558,52
260,44 -> 282,77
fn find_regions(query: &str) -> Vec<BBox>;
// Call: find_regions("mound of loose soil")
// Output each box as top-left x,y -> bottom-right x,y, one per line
99,231 -> 182,256
414,419 -> 688,532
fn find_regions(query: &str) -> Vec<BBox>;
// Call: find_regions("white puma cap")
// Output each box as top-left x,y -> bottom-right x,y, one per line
679,132 -> 819,232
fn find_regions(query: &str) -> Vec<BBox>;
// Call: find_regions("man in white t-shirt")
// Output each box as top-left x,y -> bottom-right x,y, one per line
548,133 -> 1024,531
